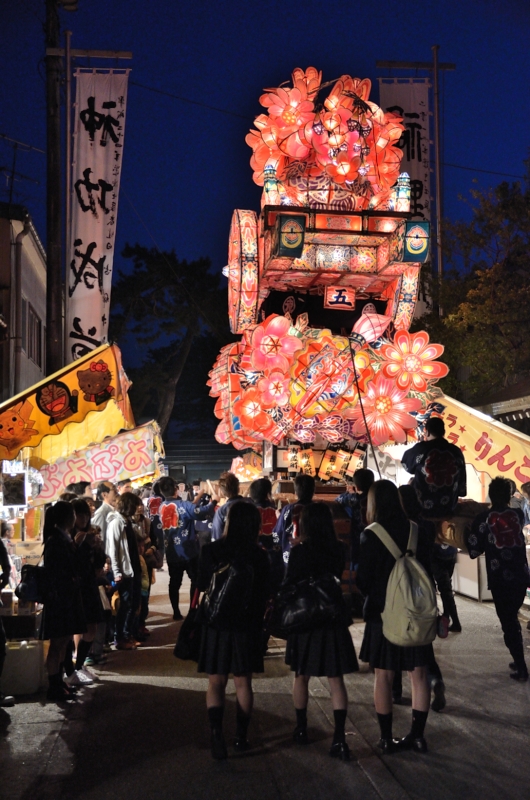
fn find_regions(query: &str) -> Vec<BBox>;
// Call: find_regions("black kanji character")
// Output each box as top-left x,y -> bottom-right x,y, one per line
69,316 -> 100,359
69,239 -> 106,297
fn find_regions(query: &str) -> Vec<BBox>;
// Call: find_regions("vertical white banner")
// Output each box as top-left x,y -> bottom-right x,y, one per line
378,79 -> 431,221
67,69 -> 129,362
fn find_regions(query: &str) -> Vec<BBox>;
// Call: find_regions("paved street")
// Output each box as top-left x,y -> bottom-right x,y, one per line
1,571 -> 529,800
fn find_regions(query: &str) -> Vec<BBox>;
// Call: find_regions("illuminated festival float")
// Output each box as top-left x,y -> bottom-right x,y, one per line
209,67 -> 449,461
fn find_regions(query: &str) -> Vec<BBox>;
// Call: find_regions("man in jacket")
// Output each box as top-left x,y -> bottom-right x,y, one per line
402,416 -> 467,519
467,477 -> 530,682
211,472 -> 246,542
158,476 -> 217,620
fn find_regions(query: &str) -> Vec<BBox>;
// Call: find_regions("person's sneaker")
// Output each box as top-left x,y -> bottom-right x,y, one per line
80,666 -> 97,682
173,611 -> 184,621
116,639 -> 136,650
392,693 -> 403,705
65,671 -> 83,687
84,655 -> 107,667
431,679 -> 446,712
0,693 -> 15,707
448,622 -> 462,633
74,669 -> 94,685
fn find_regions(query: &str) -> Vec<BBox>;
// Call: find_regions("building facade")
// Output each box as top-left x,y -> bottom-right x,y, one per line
0,202 -> 47,401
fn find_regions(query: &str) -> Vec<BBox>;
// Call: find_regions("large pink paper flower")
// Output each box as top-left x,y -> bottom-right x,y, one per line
260,86 -> 315,131
345,374 -> 422,445
250,315 -> 302,373
380,330 -> 449,392
257,370 -> 290,407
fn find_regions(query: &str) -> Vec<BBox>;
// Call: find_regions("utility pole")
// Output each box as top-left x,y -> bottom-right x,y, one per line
45,0 -> 64,375
376,53 -> 455,308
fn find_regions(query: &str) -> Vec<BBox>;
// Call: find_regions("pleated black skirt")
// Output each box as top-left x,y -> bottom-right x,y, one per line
285,622 -> 359,677
360,621 -> 431,671
197,624 -> 264,676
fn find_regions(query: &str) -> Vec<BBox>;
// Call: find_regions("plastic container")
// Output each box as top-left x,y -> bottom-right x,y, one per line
0,640 -> 48,695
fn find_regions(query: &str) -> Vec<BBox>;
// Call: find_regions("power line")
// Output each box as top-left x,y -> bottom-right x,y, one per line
130,80 -> 250,121
442,162 -> 525,180
130,80 -> 526,181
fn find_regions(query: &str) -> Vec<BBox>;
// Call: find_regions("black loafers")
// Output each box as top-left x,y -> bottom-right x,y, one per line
399,734 -> 428,753
329,741 -> 351,761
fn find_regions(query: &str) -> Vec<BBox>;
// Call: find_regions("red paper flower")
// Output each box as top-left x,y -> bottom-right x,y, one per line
232,388 -> 273,435
344,374 -> 422,445
250,315 -> 302,373
380,330 -> 449,392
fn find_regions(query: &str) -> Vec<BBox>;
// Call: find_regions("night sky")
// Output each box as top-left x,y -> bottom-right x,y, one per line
2,0 -> 529,279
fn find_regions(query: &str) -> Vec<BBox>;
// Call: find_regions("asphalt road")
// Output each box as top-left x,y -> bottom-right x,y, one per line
1,571 -> 529,800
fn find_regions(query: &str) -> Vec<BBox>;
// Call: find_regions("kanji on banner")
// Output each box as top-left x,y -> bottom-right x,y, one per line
378,79 -> 431,221
67,69 -> 130,362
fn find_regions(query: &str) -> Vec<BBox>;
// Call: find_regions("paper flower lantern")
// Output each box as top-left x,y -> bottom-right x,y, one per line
344,373 -> 422,445
246,67 -> 405,206
380,330 -> 449,392
250,314 -> 302,374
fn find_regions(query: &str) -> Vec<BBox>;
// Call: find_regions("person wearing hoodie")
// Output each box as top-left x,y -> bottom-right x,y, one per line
106,492 -> 144,650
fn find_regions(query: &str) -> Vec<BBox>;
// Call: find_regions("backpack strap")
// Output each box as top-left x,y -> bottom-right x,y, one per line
406,522 -> 419,555
366,522 -> 403,561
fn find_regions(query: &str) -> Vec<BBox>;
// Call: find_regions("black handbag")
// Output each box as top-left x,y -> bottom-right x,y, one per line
202,558 -> 254,629
15,563 -> 47,604
174,589 -> 202,661
276,573 -> 346,634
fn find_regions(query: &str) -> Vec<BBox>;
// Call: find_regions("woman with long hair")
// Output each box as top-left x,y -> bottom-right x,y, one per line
283,502 -> 358,761
197,500 -> 270,759
42,501 -> 87,702
356,480 -> 434,754
62,499 -> 107,684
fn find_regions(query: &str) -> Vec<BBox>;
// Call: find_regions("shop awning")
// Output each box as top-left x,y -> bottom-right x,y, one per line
381,395 -> 530,487
34,420 -> 164,505
437,395 -> 530,485
0,343 -> 135,464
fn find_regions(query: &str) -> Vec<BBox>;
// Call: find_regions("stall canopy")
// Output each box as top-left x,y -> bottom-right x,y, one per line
0,343 -> 135,466
35,421 -> 164,505
381,395 -> 530,487
437,395 -> 530,485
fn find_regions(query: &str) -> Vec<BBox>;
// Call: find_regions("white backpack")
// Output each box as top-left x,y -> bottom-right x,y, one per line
367,522 -> 437,647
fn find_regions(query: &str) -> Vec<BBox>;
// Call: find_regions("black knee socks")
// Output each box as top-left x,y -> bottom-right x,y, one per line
333,709 -> 347,743
63,640 -> 75,676
377,712 -> 393,740
295,707 -> 307,729
236,702 -> 251,739
76,639 -> 91,671
411,709 -> 428,738
208,705 -> 224,733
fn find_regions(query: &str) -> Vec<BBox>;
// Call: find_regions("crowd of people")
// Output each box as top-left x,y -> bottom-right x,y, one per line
0,414 -> 529,762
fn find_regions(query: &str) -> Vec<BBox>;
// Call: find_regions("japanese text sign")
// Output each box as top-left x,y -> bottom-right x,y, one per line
324,286 -> 356,310
378,79 -> 431,221
37,422 -> 160,505
440,395 -> 530,487
67,69 -> 130,362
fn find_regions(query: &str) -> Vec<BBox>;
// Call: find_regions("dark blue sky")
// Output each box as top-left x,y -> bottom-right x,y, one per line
2,0 -> 529,279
